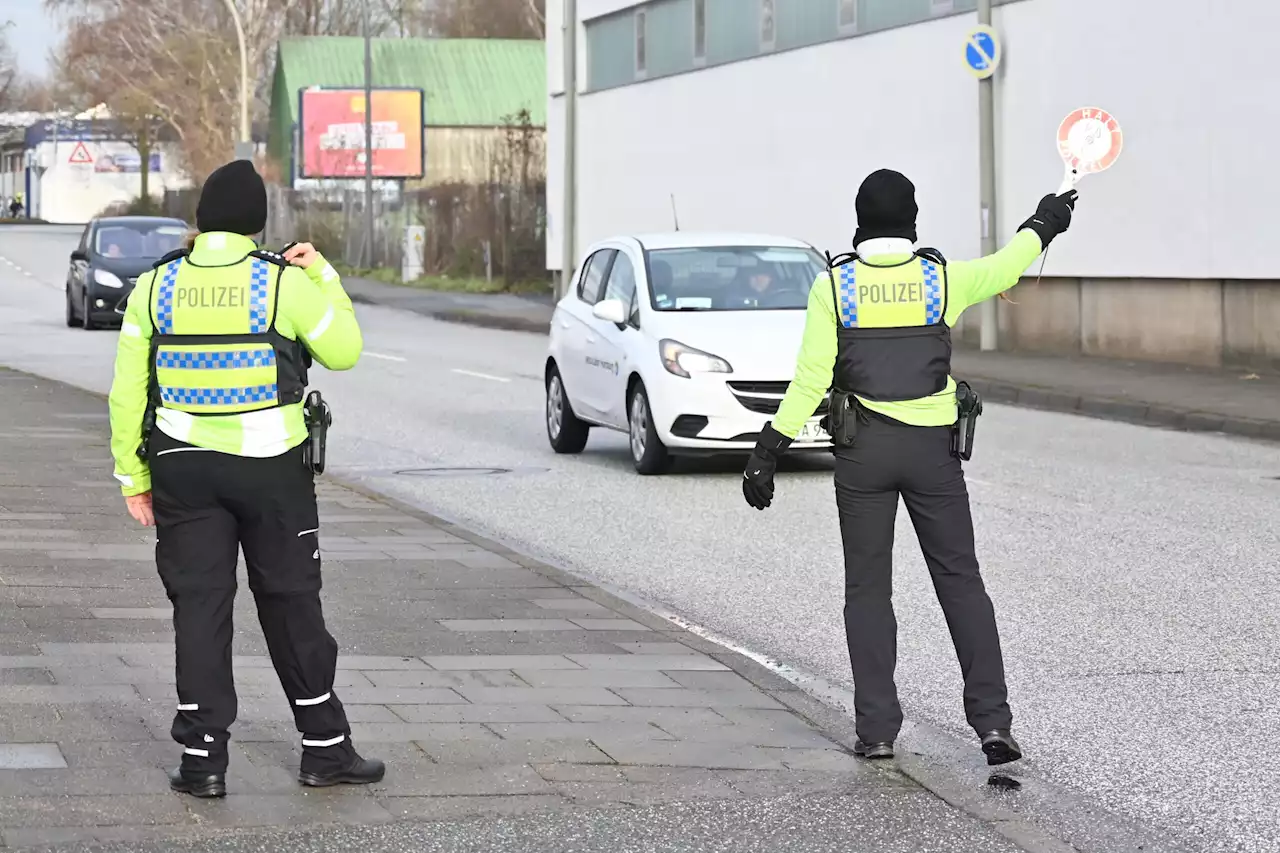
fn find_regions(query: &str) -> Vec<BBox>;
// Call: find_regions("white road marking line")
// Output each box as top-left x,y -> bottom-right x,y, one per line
452,368 -> 511,383
363,351 -> 407,362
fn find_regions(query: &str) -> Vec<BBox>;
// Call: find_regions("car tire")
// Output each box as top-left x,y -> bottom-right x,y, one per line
65,286 -> 77,327
628,382 -> 671,475
546,365 -> 589,454
81,293 -> 96,330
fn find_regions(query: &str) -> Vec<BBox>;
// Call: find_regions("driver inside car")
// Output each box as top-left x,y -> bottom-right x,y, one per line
726,267 -> 777,307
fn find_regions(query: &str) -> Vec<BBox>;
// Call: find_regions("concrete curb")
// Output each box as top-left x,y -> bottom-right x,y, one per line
965,376 -> 1280,443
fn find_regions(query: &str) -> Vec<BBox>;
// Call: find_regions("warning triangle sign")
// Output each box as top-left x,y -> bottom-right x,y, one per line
68,141 -> 93,165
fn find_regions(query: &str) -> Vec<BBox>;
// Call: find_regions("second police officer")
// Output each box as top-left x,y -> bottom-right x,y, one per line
108,159 -> 383,797
742,169 -> 1077,764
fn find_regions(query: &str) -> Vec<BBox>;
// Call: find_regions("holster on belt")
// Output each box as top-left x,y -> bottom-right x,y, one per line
137,402 -> 157,461
302,390 -> 332,475
951,380 -> 982,461
821,390 -> 865,449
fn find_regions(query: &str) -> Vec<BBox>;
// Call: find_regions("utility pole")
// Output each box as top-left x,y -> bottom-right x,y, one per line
560,0 -> 578,298
363,3 -> 376,269
223,0 -> 252,160
977,0 -> 998,351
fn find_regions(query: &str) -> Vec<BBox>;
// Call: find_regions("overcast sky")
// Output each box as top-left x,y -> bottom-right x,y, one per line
3,1 -> 61,77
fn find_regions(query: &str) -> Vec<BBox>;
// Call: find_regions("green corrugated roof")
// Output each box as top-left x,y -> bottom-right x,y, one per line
275,37 -> 546,128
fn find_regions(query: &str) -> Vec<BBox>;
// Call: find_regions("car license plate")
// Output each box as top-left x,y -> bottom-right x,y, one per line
796,420 -> 829,443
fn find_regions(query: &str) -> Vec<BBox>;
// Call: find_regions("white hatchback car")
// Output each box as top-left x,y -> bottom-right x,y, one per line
544,232 -> 833,474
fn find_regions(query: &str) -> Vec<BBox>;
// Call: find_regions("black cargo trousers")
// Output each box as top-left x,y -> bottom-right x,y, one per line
149,429 -> 356,776
833,409 -> 1012,745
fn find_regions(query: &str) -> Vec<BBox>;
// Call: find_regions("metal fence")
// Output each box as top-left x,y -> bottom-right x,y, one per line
261,180 -> 547,285
158,179 -> 548,288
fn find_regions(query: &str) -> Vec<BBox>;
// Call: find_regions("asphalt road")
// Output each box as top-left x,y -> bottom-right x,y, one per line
2,225 -> 1277,853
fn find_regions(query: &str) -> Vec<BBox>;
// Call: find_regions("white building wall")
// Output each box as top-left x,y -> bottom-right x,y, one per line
548,0 -> 1280,280
30,139 -> 190,224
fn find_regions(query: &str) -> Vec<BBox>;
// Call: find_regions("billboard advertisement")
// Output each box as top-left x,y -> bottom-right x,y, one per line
95,150 -> 163,174
298,88 -> 425,179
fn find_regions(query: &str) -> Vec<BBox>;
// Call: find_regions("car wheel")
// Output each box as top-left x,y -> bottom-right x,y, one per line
546,365 -> 589,454
81,292 -> 96,330
628,382 -> 671,475
65,286 -> 77,327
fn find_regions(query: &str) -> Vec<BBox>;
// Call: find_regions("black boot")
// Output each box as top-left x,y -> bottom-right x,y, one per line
298,755 -> 386,788
980,730 -> 1022,766
168,766 -> 226,799
853,740 -> 895,760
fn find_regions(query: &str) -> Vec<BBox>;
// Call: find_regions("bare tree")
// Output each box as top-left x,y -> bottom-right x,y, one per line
44,0 -> 548,186
429,0 -> 546,38
0,21 -> 19,108
47,0 -> 289,180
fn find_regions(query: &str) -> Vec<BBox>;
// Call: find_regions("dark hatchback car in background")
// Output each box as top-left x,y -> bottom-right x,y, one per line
66,216 -> 189,330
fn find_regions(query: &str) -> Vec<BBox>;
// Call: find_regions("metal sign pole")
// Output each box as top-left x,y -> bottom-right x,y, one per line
977,0 -> 998,351
363,5 -> 375,269
560,0 -> 578,298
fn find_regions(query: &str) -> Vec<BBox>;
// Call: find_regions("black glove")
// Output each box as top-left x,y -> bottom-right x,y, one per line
1018,190 -> 1078,249
742,422 -> 792,511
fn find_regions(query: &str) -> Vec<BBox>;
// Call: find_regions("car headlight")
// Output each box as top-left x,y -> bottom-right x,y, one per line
659,339 -> 733,379
93,269 -> 124,289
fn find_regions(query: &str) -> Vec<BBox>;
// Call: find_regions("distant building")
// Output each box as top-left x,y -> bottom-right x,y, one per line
546,0 -> 1280,370
0,107 -> 189,223
267,36 -> 546,188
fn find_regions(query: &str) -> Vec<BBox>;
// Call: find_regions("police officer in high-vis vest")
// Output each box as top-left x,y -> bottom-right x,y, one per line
742,169 -> 1077,765
108,160 -> 383,797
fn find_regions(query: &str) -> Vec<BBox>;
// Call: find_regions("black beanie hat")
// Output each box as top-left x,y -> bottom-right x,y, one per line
196,160 -> 267,236
852,169 -> 919,247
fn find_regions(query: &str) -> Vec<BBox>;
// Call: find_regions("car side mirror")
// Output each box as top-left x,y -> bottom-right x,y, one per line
592,298 -> 628,326
70,249 -> 88,262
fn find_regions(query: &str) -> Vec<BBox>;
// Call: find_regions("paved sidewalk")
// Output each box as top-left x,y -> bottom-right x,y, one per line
347,277 -> 1280,441
0,368 -> 1065,853
953,349 -> 1280,441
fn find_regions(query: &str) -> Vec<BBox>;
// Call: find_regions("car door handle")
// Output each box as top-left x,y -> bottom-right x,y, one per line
586,334 -> 598,343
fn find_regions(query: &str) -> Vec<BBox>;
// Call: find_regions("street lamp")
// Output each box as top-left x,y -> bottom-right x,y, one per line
222,0 -> 252,160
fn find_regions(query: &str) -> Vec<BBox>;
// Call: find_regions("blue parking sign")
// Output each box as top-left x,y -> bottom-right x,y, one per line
965,25 -> 1001,79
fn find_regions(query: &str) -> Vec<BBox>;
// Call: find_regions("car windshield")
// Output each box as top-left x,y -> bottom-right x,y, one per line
646,246 -> 825,311
95,222 -> 186,260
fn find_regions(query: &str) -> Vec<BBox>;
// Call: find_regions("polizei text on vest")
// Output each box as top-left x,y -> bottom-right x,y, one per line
859,281 -> 925,305
176,287 -> 251,308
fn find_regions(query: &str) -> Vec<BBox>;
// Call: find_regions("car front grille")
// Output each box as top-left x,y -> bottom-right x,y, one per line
727,382 -> 829,416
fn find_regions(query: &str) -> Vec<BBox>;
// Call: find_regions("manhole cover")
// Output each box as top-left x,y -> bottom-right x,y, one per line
394,466 -> 548,477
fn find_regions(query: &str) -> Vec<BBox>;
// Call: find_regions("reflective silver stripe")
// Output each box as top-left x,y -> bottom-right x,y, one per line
184,747 -> 210,757
297,528 -> 319,537
295,692 -> 331,707
301,734 -> 345,747
306,306 -> 334,341
177,703 -> 199,711
121,321 -> 142,337
156,447 -> 217,457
